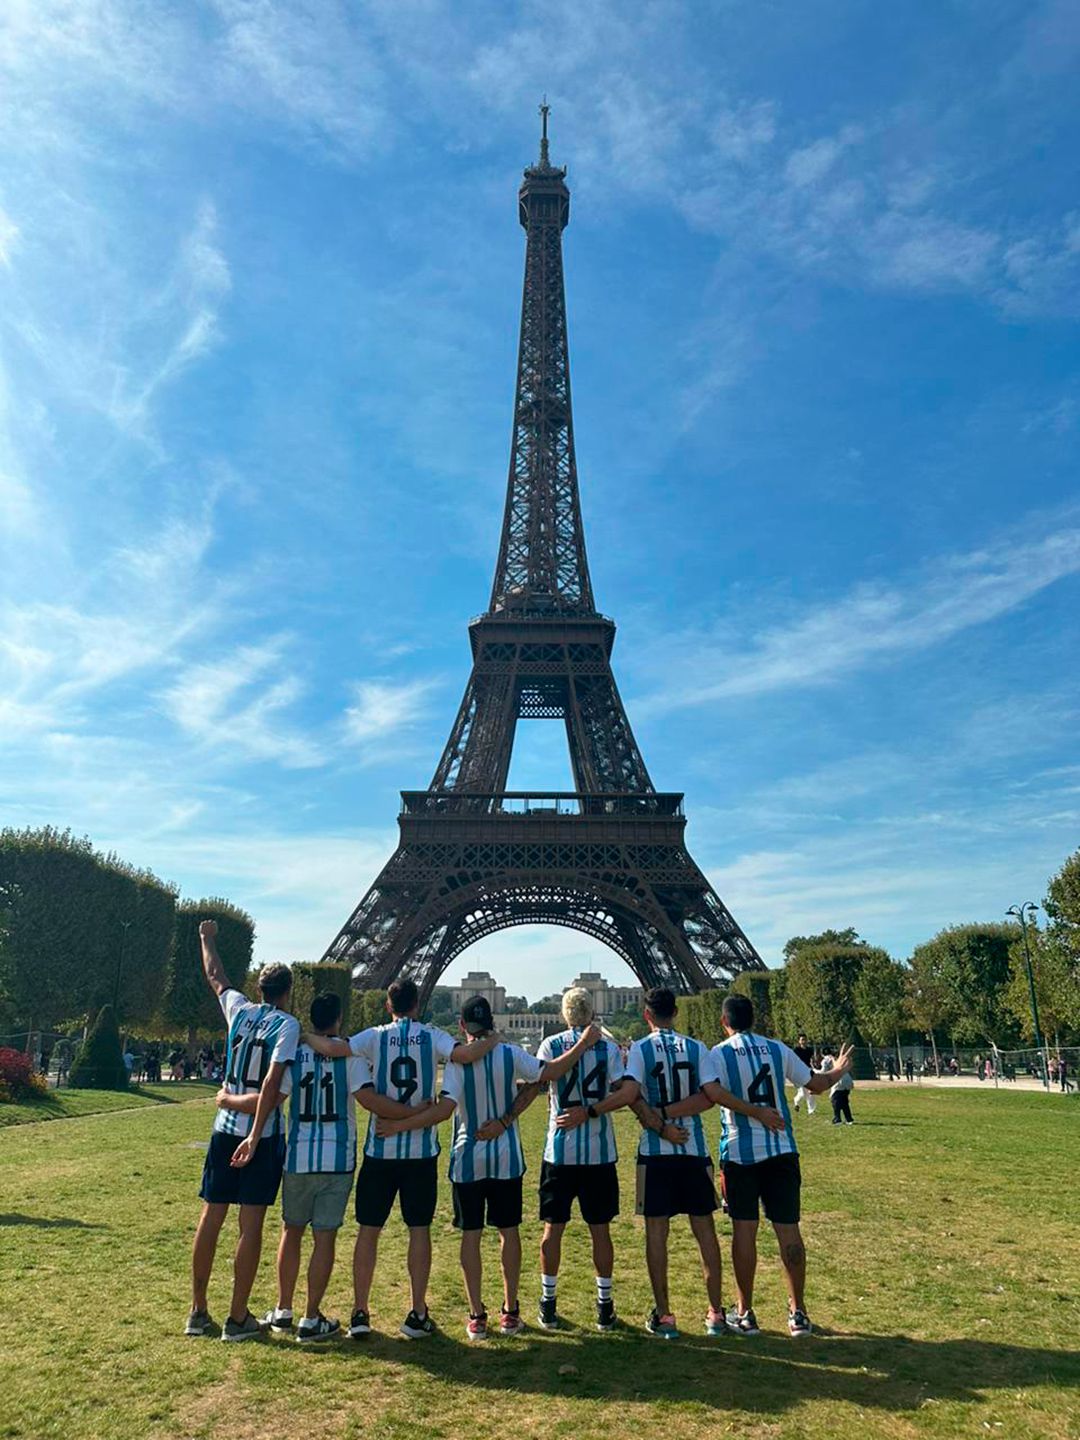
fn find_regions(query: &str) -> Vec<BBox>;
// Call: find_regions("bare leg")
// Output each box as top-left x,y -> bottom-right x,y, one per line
407,1227 -> 432,1315
688,1212 -> 723,1312
230,1205 -> 267,1323
588,1223 -> 614,1278
304,1229 -> 338,1319
277,1224 -> 303,1311
540,1221 -> 564,1278
772,1222 -> 807,1312
353,1225 -> 380,1311
731,1219 -> 759,1312
644,1216 -> 670,1314
192,1202 -> 228,1311
460,1229 -> 484,1315
498,1226 -> 522,1312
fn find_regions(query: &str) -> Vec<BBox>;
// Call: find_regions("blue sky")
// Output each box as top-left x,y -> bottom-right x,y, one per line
2,1 -> 1078,1001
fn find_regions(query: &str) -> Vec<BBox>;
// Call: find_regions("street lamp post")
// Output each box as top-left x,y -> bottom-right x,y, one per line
1006,902 -> 1046,1090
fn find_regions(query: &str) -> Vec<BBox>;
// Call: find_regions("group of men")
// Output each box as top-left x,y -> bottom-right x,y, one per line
187,918 -> 851,1344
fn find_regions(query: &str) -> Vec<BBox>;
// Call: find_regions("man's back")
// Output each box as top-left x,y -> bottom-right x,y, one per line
281,1044 -> 369,1173
537,1029 -> 623,1166
443,1041 -> 542,1182
350,1018 -> 455,1161
714,1030 -> 806,1164
627,1029 -> 717,1159
214,990 -> 300,1139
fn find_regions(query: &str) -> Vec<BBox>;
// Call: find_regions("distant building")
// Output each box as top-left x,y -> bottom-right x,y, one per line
448,970 -> 506,1015
564,971 -> 643,1018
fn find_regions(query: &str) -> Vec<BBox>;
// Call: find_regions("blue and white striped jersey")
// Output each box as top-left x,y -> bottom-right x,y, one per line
443,1043 -> 544,1183
626,1029 -> 720,1159
536,1030 -> 624,1166
349,1019 -> 456,1161
714,1031 -> 810,1165
279,1047 -> 370,1174
213,989 -> 300,1139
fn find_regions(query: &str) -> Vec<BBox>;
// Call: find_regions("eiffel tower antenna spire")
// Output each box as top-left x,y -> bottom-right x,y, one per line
321,118 -> 762,1005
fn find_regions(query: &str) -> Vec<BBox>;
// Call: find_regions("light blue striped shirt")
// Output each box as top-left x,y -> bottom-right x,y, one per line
280,1047 -> 369,1174
715,1032 -> 810,1165
349,1019 -> 456,1161
443,1043 -> 543,1182
213,989 -> 300,1139
537,1030 -> 624,1166
626,1029 -> 719,1159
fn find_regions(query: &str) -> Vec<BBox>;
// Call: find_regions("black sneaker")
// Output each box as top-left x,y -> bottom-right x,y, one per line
262,1308 -> 294,1334
221,1311 -> 266,1343
645,1308 -> 679,1339
596,1298 -> 616,1331
185,1307 -> 214,1336
348,1308 -> 371,1339
297,1313 -> 341,1343
788,1307 -> 812,1337
538,1295 -> 560,1330
400,1309 -> 436,1339
725,1306 -> 761,1336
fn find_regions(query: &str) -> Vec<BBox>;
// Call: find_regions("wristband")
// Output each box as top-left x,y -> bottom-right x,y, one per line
501,1115 -> 510,1131
659,1105 -> 668,1124
586,1103 -> 599,1119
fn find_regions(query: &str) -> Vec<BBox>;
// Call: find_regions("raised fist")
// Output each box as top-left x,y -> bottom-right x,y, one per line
199,919 -> 218,940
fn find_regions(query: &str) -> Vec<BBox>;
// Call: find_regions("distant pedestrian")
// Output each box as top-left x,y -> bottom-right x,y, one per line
1059,1057 -> 1071,1094
904,1056 -> 914,1082
823,1055 -> 854,1125
791,1034 -> 817,1115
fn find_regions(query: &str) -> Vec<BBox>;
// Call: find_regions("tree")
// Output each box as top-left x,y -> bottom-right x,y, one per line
162,899 -> 254,1044
853,950 -> 907,1049
289,963 -> 352,1032
528,995 -> 561,1014
905,955 -> 951,1073
783,928 -> 863,963
908,924 -> 1017,1047
504,995 -> 528,1013
604,1005 -> 647,1043
679,991 -> 726,1047
1045,847 -> 1080,931
355,990 -> 390,1030
69,1005 -> 127,1090
730,971 -> 778,1036
1004,929 -> 1080,1043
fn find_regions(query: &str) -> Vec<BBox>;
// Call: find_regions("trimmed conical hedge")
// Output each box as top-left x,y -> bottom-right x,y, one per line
69,1004 -> 128,1090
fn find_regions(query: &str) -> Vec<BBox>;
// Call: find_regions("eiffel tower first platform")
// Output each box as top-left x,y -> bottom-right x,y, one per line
322,108 -> 762,1005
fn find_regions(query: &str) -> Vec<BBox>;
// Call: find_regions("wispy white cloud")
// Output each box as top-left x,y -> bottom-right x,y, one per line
639,519 -> 1080,712
162,640 -> 324,770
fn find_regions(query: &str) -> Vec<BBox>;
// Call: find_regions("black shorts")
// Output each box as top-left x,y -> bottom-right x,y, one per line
355,1156 -> 438,1228
635,1155 -> 717,1219
199,1132 -> 285,1208
452,1176 -> 524,1231
722,1153 -> 801,1225
538,1160 -> 619,1225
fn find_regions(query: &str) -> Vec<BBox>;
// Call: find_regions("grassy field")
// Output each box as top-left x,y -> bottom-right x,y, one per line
1,1085 -> 1077,1440
0,1081 -> 218,1129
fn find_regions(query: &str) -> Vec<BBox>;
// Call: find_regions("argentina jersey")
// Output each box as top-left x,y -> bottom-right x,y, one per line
350,1019 -> 456,1161
627,1029 -> 719,1159
443,1043 -> 543,1183
537,1030 -> 624,1166
715,1031 -> 810,1164
213,989 -> 300,1139
280,1048 -> 370,1174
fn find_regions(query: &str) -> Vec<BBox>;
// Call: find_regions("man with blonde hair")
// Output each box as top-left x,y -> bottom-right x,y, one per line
504,986 -> 628,1331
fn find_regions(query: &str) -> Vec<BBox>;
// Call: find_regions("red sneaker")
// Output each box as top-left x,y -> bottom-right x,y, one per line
466,1311 -> 488,1342
499,1306 -> 524,1337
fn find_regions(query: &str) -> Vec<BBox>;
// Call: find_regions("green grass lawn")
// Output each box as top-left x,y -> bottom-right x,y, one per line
1,1086 -> 1077,1440
0,1081 -> 218,1128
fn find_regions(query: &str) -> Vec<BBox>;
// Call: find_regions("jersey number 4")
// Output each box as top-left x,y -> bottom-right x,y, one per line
559,1061 -> 606,1107
747,1064 -> 777,1107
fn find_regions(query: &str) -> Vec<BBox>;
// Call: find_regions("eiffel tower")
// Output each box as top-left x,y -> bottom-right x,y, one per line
322,107 -> 762,1005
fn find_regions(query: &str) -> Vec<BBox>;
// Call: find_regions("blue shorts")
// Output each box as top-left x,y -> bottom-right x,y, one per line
199,1132 -> 285,1208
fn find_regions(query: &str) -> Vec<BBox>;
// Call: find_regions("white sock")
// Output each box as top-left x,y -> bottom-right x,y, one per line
541,1274 -> 558,1300
596,1276 -> 612,1302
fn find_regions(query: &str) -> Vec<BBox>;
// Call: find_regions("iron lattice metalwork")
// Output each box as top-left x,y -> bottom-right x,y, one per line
323,110 -> 762,1004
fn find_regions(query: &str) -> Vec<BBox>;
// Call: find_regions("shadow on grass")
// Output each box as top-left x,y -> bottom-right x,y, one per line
0,1213 -> 108,1229
276,1326 -> 1080,1416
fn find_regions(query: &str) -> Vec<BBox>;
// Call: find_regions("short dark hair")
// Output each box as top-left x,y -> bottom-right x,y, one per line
644,986 -> 676,1021
722,993 -> 754,1031
258,963 -> 292,1002
310,991 -> 342,1032
387,978 -> 418,1016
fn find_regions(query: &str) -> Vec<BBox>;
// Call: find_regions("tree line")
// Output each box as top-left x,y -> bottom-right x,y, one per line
681,846 -> 1080,1057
